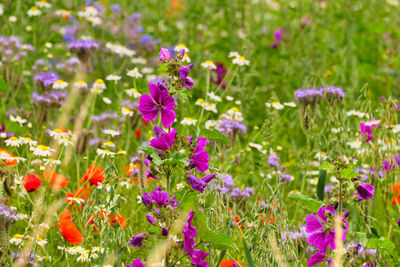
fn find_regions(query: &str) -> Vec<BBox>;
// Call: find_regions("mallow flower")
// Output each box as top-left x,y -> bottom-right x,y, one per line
356,182 -> 374,201
138,83 -> 175,128
149,128 -> 177,151
189,136 -> 210,173
188,173 -> 216,193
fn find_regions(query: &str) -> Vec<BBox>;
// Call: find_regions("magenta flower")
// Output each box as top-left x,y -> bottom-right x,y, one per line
307,252 -> 326,266
183,210 -> 197,252
383,159 -> 395,174
188,174 -> 216,193
178,64 -> 194,89
158,48 -> 172,61
150,187 -> 170,207
183,210 -> 209,266
356,182 -> 374,201
306,206 -> 348,253
150,128 -> 177,151
360,119 -> 379,143
138,83 -> 176,128
125,259 -> 145,267
190,136 -> 210,173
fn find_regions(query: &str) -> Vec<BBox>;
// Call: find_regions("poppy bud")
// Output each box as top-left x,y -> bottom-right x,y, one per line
23,174 -> 42,192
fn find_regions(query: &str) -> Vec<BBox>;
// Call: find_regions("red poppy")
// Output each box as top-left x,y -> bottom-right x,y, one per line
23,174 -> 42,192
234,215 -> 243,229
135,129 -> 142,140
220,259 -> 244,267
57,209 -> 83,244
80,164 -> 105,186
65,186 -> 91,209
0,149 -> 17,166
43,169 -> 69,189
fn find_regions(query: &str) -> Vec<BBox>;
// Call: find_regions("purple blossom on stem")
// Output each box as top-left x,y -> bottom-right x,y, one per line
268,154 -> 280,167
360,119 -> 379,143
138,83 -> 176,128
150,187 -> 170,207
356,182 -> 374,201
158,48 -> 172,62
307,252 -> 326,266
178,64 -> 195,89
190,136 -> 210,173
129,233 -> 145,247
125,259 -> 145,267
188,173 -> 216,193
150,128 -> 177,151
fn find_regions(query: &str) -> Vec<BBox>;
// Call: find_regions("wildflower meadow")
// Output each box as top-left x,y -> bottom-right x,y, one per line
1,0 -> 400,266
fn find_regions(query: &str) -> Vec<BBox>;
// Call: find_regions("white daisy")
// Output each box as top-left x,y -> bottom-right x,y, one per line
96,149 -> 116,158
48,128 -> 69,139
266,102 -> 284,110
10,234 -> 24,245
228,51 -> 240,58
174,44 -> 189,53
36,0 -> 51,8
201,60 -> 217,70
205,120 -> 218,129
28,6 -> 41,16
207,92 -> 222,102
283,102 -> 296,107
131,57 -> 147,64
127,68 -> 143,78
182,53 -> 191,63
102,129 -> 121,137
125,88 -> 141,98
122,106 -> 134,117
232,55 -> 250,66
77,253 -> 90,262
5,136 -> 22,147
9,114 -> 27,126
31,145 -> 55,157
181,117 -> 197,126
106,75 -> 121,83
43,158 -> 61,166
53,80 -> 68,90
58,137 -> 73,147
204,103 -> 217,113
74,80 -> 88,90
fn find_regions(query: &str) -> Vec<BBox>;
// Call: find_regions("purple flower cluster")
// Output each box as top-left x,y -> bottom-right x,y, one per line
31,91 -> 66,104
0,36 -> 34,62
360,119 -> 379,143
295,86 -> 345,106
282,226 -> 310,242
211,174 -> 254,200
34,72 -> 60,89
67,39 -> 99,53
217,119 -> 246,136
0,201 -> 19,222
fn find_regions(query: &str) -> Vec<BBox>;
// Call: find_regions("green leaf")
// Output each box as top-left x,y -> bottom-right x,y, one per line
196,212 -> 207,241
319,162 -> 334,171
242,239 -> 256,267
161,152 -> 189,166
365,237 -> 395,252
289,193 -> 323,213
317,170 -> 326,201
200,128 -> 228,144
204,231 -> 235,250
339,168 -> 358,179
138,146 -> 162,165
356,232 -> 368,245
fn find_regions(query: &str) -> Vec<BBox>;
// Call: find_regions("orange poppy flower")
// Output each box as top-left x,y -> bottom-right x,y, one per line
392,183 -> 400,196
43,169 -> 69,189
57,209 -> 83,244
80,164 -> 105,186
220,259 -> 244,267
0,149 -> 17,166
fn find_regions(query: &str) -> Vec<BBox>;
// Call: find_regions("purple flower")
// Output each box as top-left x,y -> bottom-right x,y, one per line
356,182 -> 374,201
125,259 -> 145,267
161,227 -> 169,236
190,136 -> 210,173
178,64 -> 195,89
146,214 -> 156,224
360,120 -> 379,143
211,62 -> 227,89
306,206 -> 348,253
394,154 -> 400,168
34,72 -> 60,88
189,249 -> 209,266
150,187 -> 169,207
142,192 -> 152,206
158,48 -> 172,61
188,174 -> 216,193
150,128 -> 177,151
307,252 -> 326,266
129,233 -> 145,247
268,154 -> 280,167
138,83 -> 176,128
280,174 -> 293,183
183,210 -> 197,252
383,159 -> 395,174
